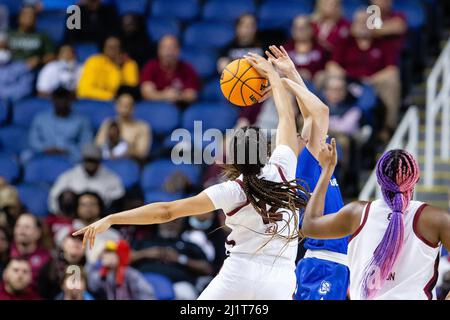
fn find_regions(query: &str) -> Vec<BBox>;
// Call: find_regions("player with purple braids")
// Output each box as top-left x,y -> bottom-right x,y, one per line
302,141 -> 450,300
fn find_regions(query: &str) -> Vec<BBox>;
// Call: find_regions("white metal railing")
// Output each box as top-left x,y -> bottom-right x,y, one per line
425,38 -> 450,187
359,106 -> 419,201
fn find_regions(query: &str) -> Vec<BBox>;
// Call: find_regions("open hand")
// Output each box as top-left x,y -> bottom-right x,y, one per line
318,138 -> 337,170
265,45 -> 296,77
244,52 -> 275,78
72,216 -> 112,249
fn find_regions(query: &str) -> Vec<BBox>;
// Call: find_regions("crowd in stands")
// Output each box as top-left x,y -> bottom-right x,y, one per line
0,0 -> 448,300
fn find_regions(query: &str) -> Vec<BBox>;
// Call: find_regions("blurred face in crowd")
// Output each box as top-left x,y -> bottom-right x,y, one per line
62,237 -> 84,265
159,219 -> 183,239
292,16 -> 313,43
101,251 -> 119,269
371,0 -> 392,14
316,0 -> 341,20
77,194 -> 101,224
85,0 -> 101,11
58,190 -> 77,217
158,35 -> 180,67
116,94 -> 135,120
82,158 -> 100,176
107,123 -> 121,146
58,45 -> 76,62
189,212 -> 214,230
3,260 -> 32,293
351,10 -> 372,39
0,228 -> 9,256
103,37 -> 122,62
14,214 -> 40,247
52,92 -> 72,118
19,7 -> 36,32
325,77 -> 347,106
121,14 -> 139,36
236,14 -> 257,45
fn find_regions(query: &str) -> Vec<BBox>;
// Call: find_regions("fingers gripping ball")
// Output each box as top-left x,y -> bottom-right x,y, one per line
220,58 -> 269,107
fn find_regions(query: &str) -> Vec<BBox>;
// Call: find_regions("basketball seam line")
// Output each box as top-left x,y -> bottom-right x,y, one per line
226,58 -> 242,100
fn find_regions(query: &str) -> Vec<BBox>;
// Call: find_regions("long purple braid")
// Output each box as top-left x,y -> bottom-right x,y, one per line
361,149 -> 420,299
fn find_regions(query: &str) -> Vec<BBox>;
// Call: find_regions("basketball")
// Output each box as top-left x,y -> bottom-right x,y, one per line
220,58 -> 269,107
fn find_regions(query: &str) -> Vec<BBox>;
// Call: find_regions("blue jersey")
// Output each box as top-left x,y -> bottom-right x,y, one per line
297,147 -> 349,254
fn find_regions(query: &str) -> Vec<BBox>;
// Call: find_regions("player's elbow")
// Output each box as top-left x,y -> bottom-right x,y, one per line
158,202 -> 175,221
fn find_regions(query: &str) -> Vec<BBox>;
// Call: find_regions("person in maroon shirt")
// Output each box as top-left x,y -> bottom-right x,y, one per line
44,190 -> 77,245
327,9 -> 400,135
10,213 -> 51,288
370,0 -> 408,62
140,35 -> 200,107
0,258 -> 41,300
284,15 -> 328,88
311,0 -> 351,54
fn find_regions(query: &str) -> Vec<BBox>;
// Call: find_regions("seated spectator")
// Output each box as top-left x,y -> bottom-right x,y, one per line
311,0 -> 350,54
0,33 -> 35,101
49,144 -> 125,214
0,226 -> 11,275
77,36 -> 139,101
10,213 -> 51,287
8,5 -> 54,69
28,87 -> 93,163
99,121 -> 129,160
37,233 -> 86,299
0,184 -> 24,230
132,219 -> 213,299
140,35 -> 200,107
370,0 -> 408,62
87,240 -> 154,300
44,190 -> 77,243
36,44 -> 81,97
65,0 -> 119,45
284,15 -> 328,88
326,9 -> 400,138
217,13 -> 263,72
0,258 -> 41,300
96,91 -> 151,161
55,267 -> 94,300
119,13 -> 154,69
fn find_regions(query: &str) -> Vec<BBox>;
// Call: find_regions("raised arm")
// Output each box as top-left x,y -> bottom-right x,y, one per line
245,53 -> 299,155
302,139 -> 366,238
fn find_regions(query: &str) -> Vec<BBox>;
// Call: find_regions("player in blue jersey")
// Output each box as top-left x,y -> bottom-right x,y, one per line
267,46 -> 349,300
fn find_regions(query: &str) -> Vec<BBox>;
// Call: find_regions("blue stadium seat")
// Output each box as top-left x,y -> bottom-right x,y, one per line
24,155 -> 72,185
0,0 -> 21,15
0,100 -> 7,124
151,0 -> 199,22
203,0 -> 256,23
143,272 -> 175,300
0,125 -> 29,155
141,159 -> 201,191
16,183 -> 49,217
144,191 -> 182,204
41,0 -> 76,11
258,0 -> 314,31
146,18 -> 180,42
36,10 -> 67,44
73,100 -> 115,131
200,77 -> 225,102
74,43 -> 99,63
13,98 -> 52,127
0,153 -> 20,183
393,0 -> 426,29
134,101 -> 180,136
182,103 -> 238,132
103,158 -> 140,189
114,0 -> 148,16
181,47 -> 217,79
183,22 -> 234,49
342,0 -> 367,21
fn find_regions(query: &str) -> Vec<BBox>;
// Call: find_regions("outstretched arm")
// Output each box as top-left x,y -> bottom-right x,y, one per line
302,139 -> 365,239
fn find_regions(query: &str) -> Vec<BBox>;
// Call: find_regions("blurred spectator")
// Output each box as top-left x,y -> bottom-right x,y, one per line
8,5 -> 54,69
140,35 -> 200,107
37,234 -> 86,299
55,267 -> 94,300
28,87 -> 93,163
96,91 -> 151,160
10,213 -> 51,287
65,0 -> 120,45
87,240 -> 154,300
217,13 -> 263,72
132,219 -> 213,299
49,144 -> 125,214
77,36 -> 139,101
99,121 -> 129,160
284,16 -> 328,88
0,32 -> 35,102
119,13 -> 154,68
44,190 -> 77,245
438,270 -> 450,300
327,10 -> 400,136
311,0 -> 350,54
370,0 -> 408,61
0,226 -> 11,275
0,258 -> 41,300
36,44 -> 81,96
0,184 -> 24,230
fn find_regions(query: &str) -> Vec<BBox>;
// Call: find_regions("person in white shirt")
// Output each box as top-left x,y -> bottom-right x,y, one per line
74,52 -> 310,300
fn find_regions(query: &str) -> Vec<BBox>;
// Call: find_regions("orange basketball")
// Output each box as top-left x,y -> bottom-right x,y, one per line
220,59 -> 269,107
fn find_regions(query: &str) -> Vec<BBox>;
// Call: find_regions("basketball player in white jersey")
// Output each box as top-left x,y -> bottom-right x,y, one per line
302,139 -> 450,300
73,53 -> 310,300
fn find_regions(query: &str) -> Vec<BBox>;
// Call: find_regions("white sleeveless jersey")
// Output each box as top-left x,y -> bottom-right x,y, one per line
348,199 -> 441,300
204,145 -> 301,265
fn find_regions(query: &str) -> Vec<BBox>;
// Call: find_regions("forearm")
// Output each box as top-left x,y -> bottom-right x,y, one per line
109,202 -> 174,226
179,89 -> 197,103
